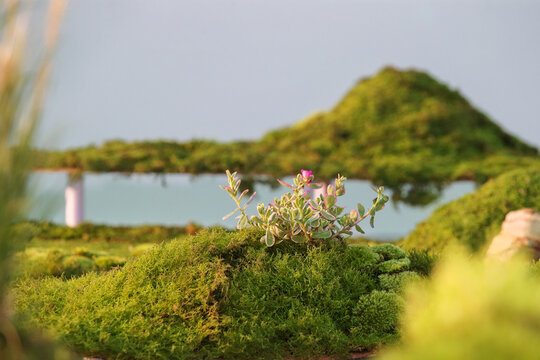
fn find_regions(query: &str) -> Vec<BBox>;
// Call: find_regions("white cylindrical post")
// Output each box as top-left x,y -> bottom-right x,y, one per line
312,182 -> 327,201
65,174 -> 84,227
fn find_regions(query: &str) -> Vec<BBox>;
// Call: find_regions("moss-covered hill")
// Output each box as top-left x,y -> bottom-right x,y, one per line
36,67 -> 539,200
257,67 -> 537,183
16,228 -> 423,360
399,167 -> 540,253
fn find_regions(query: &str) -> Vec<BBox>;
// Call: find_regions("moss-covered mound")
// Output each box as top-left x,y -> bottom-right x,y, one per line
258,68 -> 536,181
16,228 -> 420,359
35,67 -> 538,203
400,167 -> 540,252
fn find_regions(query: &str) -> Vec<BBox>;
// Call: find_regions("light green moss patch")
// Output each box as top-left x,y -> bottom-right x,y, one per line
16,228 -> 419,359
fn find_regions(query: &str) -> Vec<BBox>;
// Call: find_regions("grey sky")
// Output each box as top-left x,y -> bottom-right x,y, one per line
39,0 -> 540,150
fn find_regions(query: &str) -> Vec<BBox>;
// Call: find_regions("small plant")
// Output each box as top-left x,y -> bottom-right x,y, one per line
221,169 -> 389,246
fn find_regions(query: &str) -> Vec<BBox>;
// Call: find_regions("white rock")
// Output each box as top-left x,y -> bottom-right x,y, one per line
486,208 -> 540,261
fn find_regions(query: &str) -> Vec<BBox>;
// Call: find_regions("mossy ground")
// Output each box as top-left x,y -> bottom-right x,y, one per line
400,167 -> 540,253
16,221 -> 200,243
13,239 -> 156,278
11,222 -> 197,278
15,228 -> 422,360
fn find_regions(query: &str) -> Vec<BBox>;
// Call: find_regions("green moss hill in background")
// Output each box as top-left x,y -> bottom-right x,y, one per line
15,228 -> 428,360
400,167 -> 540,253
35,67 -> 539,204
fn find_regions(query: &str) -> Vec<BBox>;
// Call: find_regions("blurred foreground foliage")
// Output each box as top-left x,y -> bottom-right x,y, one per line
401,167 -> 540,253
35,67 -> 539,205
380,249 -> 540,360
0,0 -> 76,358
15,228 -> 424,359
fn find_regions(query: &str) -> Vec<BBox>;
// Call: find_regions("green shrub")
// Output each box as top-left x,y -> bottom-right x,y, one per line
379,249 -> 540,360
16,228 -> 419,359
400,167 -> 540,252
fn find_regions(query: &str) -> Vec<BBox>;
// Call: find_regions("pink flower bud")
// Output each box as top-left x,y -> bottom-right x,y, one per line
301,169 -> 313,183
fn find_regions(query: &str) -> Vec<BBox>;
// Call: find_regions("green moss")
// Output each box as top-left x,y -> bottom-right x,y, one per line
14,246 -> 128,279
379,250 -> 540,360
258,68 -> 537,184
378,272 -> 421,293
378,258 -> 411,274
34,68 -> 539,204
400,167 -> 540,253
531,260 -> 540,278
72,247 -> 96,258
15,228 -> 417,359
407,249 -> 438,276
349,290 -> 404,348
93,256 -> 125,270
371,243 -> 407,260
61,256 -> 95,278
130,243 -> 156,257
15,221 -> 201,243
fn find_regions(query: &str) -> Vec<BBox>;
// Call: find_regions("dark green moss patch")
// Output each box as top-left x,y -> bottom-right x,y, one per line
16,228 -> 418,359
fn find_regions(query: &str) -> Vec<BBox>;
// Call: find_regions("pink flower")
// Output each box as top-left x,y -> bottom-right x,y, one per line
301,169 -> 313,183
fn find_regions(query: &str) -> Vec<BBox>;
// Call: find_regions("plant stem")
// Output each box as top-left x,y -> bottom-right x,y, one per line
227,191 -> 249,223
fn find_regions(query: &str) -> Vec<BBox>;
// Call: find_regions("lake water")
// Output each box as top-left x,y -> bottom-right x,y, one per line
27,173 -> 476,240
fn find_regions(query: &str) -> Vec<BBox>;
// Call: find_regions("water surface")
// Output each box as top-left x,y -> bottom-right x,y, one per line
27,173 -> 475,240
